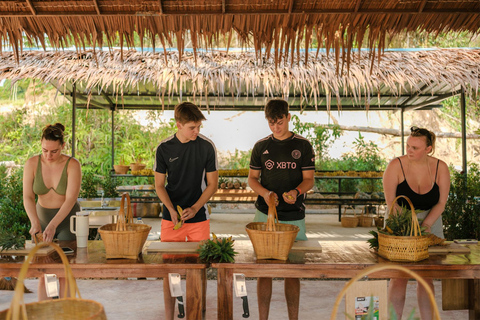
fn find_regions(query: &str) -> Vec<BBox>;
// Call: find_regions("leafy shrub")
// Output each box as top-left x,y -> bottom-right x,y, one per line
79,170 -> 101,199
443,163 -> 480,240
0,167 -> 30,239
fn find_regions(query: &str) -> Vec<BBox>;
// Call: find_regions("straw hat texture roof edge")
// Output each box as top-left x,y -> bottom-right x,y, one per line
0,49 -> 477,111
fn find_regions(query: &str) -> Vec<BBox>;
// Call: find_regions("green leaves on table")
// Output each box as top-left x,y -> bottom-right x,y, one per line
197,233 -> 237,263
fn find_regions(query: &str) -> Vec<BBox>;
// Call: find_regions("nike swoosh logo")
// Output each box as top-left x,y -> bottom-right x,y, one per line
169,157 -> 179,162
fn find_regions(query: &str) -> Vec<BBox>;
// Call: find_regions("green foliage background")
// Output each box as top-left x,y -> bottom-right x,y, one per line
443,163 -> 480,241
0,167 -> 30,239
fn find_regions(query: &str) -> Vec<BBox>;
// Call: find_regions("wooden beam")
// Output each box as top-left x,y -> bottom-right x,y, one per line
222,0 -> 225,14
158,0 -> 163,14
403,90 -> 462,111
399,83 -> 430,107
0,7 -> 477,17
288,0 -> 294,14
25,0 -> 36,15
354,0 -> 363,13
418,0 -> 428,13
92,0 -> 101,15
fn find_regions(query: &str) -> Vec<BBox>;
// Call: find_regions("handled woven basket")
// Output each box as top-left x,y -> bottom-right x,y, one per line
246,192 -> 299,260
341,206 -> 359,228
330,264 -> 441,320
98,192 -> 151,259
359,207 -> 374,227
0,242 -> 106,320
378,195 -> 430,262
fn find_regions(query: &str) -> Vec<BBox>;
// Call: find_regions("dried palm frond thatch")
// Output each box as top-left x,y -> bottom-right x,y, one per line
0,49 -> 478,110
0,0 -> 478,66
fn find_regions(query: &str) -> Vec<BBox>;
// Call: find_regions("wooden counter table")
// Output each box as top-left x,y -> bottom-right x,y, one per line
0,241 -> 207,320
212,240 -> 480,320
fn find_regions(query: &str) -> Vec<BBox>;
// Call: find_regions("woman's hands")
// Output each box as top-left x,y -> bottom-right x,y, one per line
42,223 -> 57,243
29,221 -> 42,240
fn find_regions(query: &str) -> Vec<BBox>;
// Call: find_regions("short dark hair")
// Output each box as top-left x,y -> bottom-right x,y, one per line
265,99 -> 289,121
410,126 -> 436,154
42,123 -> 65,144
174,102 -> 206,125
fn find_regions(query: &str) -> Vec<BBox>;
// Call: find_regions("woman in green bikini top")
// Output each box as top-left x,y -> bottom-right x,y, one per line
23,123 -> 82,244
23,123 -> 82,301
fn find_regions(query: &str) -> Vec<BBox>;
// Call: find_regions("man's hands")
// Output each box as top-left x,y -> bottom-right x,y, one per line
282,190 -> 298,205
262,190 -> 299,206
173,205 -> 197,230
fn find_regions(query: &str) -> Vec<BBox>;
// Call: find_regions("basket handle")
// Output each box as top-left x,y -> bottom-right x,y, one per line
342,206 -> 356,218
266,192 -> 278,232
330,264 -> 441,320
116,193 -> 133,231
389,195 -> 421,237
6,242 -> 81,320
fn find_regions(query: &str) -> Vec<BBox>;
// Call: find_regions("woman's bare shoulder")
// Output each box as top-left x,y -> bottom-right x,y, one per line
386,155 -> 404,168
25,155 -> 40,167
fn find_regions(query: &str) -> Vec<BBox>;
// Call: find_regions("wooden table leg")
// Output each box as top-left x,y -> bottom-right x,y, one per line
469,279 -> 480,320
217,268 -> 233,320
202,268 -> 207,313
186,268 -> 203,320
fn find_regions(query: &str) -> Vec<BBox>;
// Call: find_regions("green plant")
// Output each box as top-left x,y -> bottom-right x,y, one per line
291,115 -> 341,161
197,233 -> 237,263
443,163 -> 480,240
0,229 -> 26,251
101,175 -> 119,198
79,171 -> 100,198
368,206 -> 428,250
0,167 -> 30,240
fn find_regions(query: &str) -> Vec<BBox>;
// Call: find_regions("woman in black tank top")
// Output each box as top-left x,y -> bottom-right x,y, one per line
383,126 -> 451,320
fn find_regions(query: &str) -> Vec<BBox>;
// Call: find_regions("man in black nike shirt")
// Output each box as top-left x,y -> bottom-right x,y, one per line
154,102 -> 218,320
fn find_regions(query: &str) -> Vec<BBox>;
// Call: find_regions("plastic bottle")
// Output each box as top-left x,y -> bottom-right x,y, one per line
135,217 -> 144,224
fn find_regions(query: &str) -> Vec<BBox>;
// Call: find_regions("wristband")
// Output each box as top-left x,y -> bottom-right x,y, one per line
294,187 -> 302,196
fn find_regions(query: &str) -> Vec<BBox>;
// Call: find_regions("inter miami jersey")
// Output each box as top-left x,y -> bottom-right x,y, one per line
154,133 -> 218,223
250,133 -> 315,221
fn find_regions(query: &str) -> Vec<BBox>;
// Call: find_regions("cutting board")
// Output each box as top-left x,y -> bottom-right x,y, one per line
146,241 -> 200,253
0,245 -> 56,256
428,242 -> 471,254
145,239 -> 322,254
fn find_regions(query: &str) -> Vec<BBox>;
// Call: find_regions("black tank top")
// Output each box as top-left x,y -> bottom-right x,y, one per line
395,158 -> 440,210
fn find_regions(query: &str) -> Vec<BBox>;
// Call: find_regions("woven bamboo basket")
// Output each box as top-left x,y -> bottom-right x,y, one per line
341,206 -> 359,228
0,242 -> 106,320
246,192 -> 299,260
98,193 -> 151,259
358,208 -> 374,227
329,264 -> 441,320
378,195 -> 430,262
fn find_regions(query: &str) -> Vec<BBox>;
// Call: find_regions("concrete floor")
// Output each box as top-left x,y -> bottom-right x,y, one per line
0,208 -> 469,319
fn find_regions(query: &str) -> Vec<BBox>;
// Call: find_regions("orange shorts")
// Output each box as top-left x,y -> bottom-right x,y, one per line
160,219 -> 210,242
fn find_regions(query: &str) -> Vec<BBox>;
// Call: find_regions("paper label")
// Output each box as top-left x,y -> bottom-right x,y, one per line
355,296 -> 380,320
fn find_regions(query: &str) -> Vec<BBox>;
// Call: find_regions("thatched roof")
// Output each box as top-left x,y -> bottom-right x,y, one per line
0,48 -> 478,111
0,0 -> 479,66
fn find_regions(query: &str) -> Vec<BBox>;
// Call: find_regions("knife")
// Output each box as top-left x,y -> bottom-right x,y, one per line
168,273 -> 185,318
234,273 -> 250,318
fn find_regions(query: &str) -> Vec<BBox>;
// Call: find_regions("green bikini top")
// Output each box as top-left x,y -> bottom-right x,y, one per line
33,155 -> 71,196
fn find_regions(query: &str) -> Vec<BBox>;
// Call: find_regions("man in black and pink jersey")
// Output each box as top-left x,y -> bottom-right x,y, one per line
154,101 -> 218,320
248,98 -> 315,320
